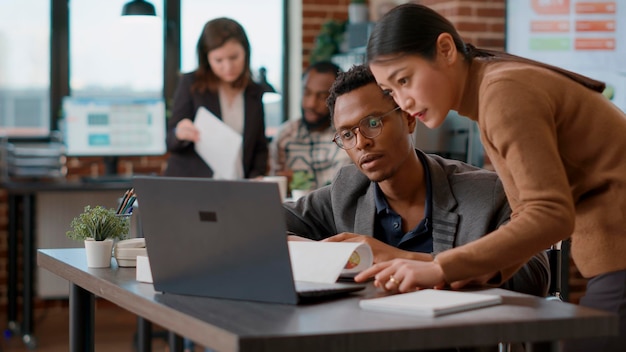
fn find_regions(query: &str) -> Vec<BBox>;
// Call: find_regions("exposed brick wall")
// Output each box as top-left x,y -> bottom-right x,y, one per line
302,0 -> 350,68
65,155 -> 168,180
421,0 -> 506,49
301,0 -> 506,69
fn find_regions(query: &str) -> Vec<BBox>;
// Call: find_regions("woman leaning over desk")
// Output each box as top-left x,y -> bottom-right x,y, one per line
164,17 -> 268,178
354,4 -> 626,351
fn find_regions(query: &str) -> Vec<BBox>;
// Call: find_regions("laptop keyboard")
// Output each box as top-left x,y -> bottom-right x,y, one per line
295,281 -> 366,298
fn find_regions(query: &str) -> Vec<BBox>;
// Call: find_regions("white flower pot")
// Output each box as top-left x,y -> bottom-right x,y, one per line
84,238 -> 114,268
291,189 -> 312,201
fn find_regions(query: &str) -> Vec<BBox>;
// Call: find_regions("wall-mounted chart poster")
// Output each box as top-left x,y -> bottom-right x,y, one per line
506,1 -> 625,112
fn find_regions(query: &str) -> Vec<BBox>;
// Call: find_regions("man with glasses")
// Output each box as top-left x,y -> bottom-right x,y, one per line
283,64 -> 550,297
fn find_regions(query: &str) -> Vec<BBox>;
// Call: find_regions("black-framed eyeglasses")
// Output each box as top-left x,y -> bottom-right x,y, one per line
333,106 -> 400,150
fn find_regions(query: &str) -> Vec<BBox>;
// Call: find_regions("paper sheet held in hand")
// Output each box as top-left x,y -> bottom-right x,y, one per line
193,106 -> 243,180
359,289 -> 502,317
288,241 -> 373,283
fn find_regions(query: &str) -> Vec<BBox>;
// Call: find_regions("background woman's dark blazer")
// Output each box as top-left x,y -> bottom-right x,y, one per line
164,71 -> 268,178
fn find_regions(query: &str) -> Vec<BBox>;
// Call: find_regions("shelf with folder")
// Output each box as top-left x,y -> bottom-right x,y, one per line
0,134 -> 67,181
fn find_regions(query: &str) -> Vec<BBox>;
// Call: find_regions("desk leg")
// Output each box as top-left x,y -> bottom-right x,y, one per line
137,317 -> 152,352
168,331 -> 184,352
70,283 -> 94,352
6,194 -> 19,335
21,194 -> 36,348
525,341 -> 561,352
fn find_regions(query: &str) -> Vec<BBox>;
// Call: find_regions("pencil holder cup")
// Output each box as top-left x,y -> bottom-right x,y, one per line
116,213 -> 132,237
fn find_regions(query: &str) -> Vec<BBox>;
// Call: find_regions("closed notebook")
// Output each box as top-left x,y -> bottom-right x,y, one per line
359,289 -> 503,317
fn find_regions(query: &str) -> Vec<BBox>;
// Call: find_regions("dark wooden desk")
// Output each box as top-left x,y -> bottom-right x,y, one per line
37,248 -> 618,352
2,180 -> 131,348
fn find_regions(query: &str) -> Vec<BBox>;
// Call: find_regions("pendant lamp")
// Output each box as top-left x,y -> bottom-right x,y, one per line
122,0 -> 156,16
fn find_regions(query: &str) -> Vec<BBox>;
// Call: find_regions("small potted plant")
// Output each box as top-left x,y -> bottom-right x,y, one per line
290,170 -> 314,200
309,19 -> 347,63
66,205 -> 130,268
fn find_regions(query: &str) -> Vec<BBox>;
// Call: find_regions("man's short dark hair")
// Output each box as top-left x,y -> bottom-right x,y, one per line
327,64 -> 381,125
303,61 -> 342,79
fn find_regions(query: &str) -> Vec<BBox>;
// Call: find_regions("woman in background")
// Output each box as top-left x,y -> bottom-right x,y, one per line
164,17 -> 267,178
355,4 -> 626,351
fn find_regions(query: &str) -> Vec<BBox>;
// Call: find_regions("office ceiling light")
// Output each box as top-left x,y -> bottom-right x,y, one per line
122,0 -> 156,16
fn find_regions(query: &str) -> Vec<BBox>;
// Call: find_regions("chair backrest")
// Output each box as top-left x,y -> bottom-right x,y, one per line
546,239 -> 570,302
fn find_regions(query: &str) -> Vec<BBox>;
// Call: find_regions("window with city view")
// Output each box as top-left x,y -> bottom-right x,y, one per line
70,0 -> 165,98
0,0 -> 51,136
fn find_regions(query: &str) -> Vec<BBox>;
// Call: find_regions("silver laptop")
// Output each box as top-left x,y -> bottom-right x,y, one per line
132,175 -> 365,305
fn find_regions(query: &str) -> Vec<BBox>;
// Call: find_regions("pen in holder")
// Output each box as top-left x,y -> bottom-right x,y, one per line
116,188 -> 137,240
116,188 -> 136,215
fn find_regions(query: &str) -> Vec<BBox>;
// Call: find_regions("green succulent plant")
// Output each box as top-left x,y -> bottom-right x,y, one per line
290,170 -> 314,191
66,205 -> 130,242
310,19 -> 347,64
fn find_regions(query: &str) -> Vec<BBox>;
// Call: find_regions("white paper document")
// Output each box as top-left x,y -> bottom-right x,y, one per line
287,241 -> 373,283
193,107 -> 243,180
135,255 -> 153,283
359,289 -> 503,317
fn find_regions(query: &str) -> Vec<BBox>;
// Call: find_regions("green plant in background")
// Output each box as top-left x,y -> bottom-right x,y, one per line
310,19 -> 347,64
602,85 -> 615,100
290,170 -> 314,191
66,205 -> 129,241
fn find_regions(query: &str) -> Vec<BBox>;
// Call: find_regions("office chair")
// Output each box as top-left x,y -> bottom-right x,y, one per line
546,241 -> 565,302
498,240 -> 570,352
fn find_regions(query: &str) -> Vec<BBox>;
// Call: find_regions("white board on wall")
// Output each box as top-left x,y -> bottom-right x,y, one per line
506,0 -> 625,112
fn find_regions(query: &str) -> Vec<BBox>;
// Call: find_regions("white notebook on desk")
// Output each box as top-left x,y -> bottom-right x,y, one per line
359,289 -> 503,317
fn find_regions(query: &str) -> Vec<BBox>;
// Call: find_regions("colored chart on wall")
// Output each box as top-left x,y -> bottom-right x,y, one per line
506,0 -> 625,112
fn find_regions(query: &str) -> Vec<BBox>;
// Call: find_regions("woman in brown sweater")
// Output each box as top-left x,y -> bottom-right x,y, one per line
355,4 -> 626,351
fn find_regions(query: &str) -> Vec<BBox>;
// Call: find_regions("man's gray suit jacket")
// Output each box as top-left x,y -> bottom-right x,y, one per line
283,150 -> 550,296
